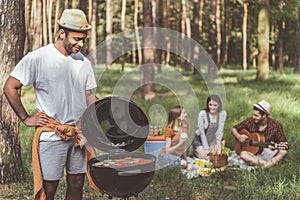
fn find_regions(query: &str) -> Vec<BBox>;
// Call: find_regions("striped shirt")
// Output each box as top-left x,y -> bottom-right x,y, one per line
233,117 -> 287,143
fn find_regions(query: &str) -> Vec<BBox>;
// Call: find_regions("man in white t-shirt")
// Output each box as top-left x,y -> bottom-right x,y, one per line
4,9 -> 98,200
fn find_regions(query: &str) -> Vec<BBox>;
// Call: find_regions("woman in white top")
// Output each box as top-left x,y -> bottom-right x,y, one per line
192,94 -> 227,159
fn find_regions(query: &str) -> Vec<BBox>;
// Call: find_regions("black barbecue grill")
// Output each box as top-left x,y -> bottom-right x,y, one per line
81,96 -> 156,199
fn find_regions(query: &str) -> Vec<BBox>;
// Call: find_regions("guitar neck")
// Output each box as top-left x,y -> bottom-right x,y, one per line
249,140 -> 288,150
249,140 -> 270,147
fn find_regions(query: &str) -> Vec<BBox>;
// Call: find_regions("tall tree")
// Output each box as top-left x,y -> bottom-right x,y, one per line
88,0 -> 97,66
257,0 -> 270,80
54,0 -> 61,38
30,0 -> 43,50
120,0 -> 127,71
47,0 -> 53,44
278,0 -> 285,73
181,0 -> 192,71
24,0 -> 30,54
163,0 -> 170,66
278,17 -> 284,73
242,0 -> 248,71
42,0 -> 48,45
295,5 -> 300,73
0,0 -> 25,183
222,0 -> 232,66
216,0 -> 221,66
106,0 -> 113,69
134,0 -> 142,65
141,0 -> 155,100
193,0 -> 200,73
208,0 -> 218,78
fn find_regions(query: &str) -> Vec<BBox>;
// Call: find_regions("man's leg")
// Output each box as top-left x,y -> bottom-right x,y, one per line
263,150 -> 287,168
240,151 -> 267,166
65,173 -> 85,200
43,180 -> 59,200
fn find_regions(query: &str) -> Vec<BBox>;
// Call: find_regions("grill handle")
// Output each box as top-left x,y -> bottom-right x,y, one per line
118,169 -> 142,176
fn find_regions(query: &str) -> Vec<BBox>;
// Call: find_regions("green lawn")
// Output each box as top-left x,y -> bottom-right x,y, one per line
1,66 -> 300,200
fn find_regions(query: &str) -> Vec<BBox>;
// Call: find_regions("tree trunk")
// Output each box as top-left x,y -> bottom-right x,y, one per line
106,0 -> 113,69
0,0 -> 25,183
222,0 -> 232,66
216,0 -> 221,66
42,0 -> 48,45
48,0 -> 53,44
163,0 -> 170,66
155,0 -> 163,73
72,0 -> 77,8
193,0 -> 200,74
184,0 -> 192,71
173,2 -> 181,67
152,0 -> 162,73
242,1 -> 248,71
257,0 -> 270,80
79,0 -> 87,14
278,19 -> 284,73
181,0 -> 186,69
88,0 -> 97,66
134,0 -> 142,65
141,0 -> 155,100
64,0 -> 69,9
208,0 -> 218,78
24,0 -> 30,54
198,0 -> 204,37
120,0 -> 127,71
295,5 -> 300,73
31,0 -> 43,50
54,0 -> 61,37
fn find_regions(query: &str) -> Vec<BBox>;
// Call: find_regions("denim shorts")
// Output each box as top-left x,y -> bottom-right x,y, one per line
39,139 -> 86,181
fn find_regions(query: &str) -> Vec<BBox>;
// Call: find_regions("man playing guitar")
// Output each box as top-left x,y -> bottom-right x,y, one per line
231,100 -> 289,168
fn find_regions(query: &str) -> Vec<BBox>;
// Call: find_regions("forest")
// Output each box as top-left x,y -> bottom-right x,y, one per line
1,0 -> 300,199
8,1 -> 300,72
2,0 -> 295,100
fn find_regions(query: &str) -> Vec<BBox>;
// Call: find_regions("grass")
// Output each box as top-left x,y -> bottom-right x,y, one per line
1,65 -> 300,200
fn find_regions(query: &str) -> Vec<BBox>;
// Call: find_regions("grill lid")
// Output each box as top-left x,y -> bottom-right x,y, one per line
81,96 -> 149,152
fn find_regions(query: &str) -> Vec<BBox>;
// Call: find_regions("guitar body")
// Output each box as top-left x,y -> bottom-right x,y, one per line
235,129 -> 265,155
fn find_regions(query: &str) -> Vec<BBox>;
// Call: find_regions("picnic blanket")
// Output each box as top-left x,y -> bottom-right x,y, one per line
227,151 -> 258,172
181,151 -> 257,179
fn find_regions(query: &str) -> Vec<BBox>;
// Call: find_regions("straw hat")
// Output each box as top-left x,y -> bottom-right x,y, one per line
57,9 -> 92,31
253,100 -> 271,115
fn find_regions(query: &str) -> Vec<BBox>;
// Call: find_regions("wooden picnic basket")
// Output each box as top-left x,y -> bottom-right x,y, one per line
208,153 -> 228,168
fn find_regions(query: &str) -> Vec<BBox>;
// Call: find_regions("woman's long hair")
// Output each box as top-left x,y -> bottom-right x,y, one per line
167,105 -> 183,130
205,94 -> 222,112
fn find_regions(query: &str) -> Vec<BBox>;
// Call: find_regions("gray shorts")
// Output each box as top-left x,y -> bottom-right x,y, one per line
39,139 -> 86,181
257,148 -> 278,161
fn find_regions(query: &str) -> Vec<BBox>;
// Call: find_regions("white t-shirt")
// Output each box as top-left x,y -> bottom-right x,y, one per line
10,44 -> 97,141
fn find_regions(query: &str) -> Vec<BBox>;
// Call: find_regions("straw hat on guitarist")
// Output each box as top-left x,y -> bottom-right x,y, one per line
231,100 -> 289,168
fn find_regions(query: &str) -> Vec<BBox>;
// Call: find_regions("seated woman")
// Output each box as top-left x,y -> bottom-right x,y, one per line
158,105 -> 190,168
192,94 -> 227,160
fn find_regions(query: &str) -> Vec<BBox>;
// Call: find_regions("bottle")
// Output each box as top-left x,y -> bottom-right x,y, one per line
149,125 -> 154,135
158,126 -> 162,135
153,125 -> 158,135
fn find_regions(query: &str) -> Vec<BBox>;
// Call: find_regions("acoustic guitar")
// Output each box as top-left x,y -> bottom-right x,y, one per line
235,129 -> 289,155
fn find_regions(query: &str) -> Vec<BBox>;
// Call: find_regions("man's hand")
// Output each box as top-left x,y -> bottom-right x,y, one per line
237,134 -> 248,143
268,141 -> 276,150
75,133 -> 87,148
23,113 -> 50,127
